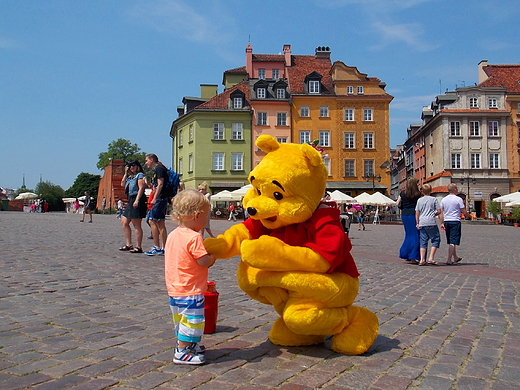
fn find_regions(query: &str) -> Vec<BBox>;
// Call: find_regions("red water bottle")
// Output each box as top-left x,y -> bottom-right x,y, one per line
204,281 -> 219,334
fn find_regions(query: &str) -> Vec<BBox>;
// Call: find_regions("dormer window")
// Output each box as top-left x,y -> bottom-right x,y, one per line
253,79 -> 269,99
469,97 -> 479,108
488,98 -> 497,108
273,79 -> 288,100
257,88 -> 266,98
309,80 -> 320,93
304,71 -> 323,94
276,89 -> 285,99
229,89 -> 246,109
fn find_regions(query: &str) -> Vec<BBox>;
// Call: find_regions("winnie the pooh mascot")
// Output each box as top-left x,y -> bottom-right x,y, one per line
204,135 -> 378,355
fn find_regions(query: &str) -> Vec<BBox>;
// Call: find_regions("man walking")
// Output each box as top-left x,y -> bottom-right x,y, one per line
440,183 -> 471,265
144,153 -> 169,256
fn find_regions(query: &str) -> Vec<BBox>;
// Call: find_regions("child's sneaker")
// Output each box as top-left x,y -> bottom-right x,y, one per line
145,247 -> 164,256
174,347 -> 205,365
189,343 -> 205,354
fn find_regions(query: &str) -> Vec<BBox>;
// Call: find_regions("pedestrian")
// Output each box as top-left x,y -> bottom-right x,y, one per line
73,198 -> 80,214
165,189 -> 216,365
197,181 -> 215,238
119,160 -> 147,253
440,183 -> 471,265
415,184 -> 443,266
145,187 -> 154,239
144,153 -> 169,256
101,197 -> 106,214
228,203 -> 236,221
116,198 -> 123,219
357,208 -> 365,231
80,191 -> 93,223
397,176 -> 422,264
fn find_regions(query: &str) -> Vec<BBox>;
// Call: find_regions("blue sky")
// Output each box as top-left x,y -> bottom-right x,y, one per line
1,0 -> 519,190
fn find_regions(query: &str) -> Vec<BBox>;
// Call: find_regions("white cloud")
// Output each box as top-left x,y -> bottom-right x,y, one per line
370,21 -> 438,52
390,94 -> 436,112
128,0 -> 234,45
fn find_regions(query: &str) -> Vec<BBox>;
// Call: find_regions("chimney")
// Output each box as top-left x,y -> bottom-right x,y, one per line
200,84 -> 218,99
246,43 -> 253,78
315,46 -> 331,59
478,60 -> 488,84
283,44 -> 292,67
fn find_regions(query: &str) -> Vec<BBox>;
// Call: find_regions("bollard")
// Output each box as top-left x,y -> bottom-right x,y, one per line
204,281 -> 219,334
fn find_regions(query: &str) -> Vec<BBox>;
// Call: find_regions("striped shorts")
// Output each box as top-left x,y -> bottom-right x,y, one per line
169,294 -> 205,343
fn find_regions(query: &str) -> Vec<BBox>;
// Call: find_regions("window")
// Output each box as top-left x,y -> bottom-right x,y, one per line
324,157 -> 331,176
258,69 -> 265,79
257,88 -> 266,98
212,153 -> 224,170
470,121 -> 480,136
300,130 -> 311,144
300,106 -> 310,117
363,109 -> 373,121
363,133 -> 374,149
276,89 -> 286,99
272,69 -> 279,79
309,80 -> 320,93
518,103 -> 520,114
451,153 -> 461,169
213,123 -> 224,140
232,123 -> 243,140
189,124 -> 194,142
188,154 -> 193,172
469,97 -> 478,108
179,129 -> 183,146
344,133 -> 355,148
347,86 -> 353,94
357,86 -> 364,94
490,153 -> 500,169
231,153 -> 243,170
319,131 -> 330,147
488,98 -> 497,108
488,121 -> 499,136
277,112 -> 287,126
233,97 -> 243,109
178,158 -> 183,175
450,121 -> 461,136
276,137 -> 287,143
344,108 -> 354,121
257,112 -> 267,126
319,106 -> 329,117
471,153 -> 481,169
363,160 -> 374,177
344,160 -> 355,177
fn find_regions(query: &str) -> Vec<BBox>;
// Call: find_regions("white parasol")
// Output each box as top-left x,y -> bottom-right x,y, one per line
329,190 -> 355,203
15,192 -> 38,200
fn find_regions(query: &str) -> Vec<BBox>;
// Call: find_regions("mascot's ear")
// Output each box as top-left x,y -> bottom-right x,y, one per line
256,134 -> 280,153
300,142 -> 323,167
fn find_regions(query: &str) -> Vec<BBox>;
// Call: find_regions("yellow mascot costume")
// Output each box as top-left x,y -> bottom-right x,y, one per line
205,135 -> 378,355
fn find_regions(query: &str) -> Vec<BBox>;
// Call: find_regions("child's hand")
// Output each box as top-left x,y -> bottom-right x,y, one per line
208,253 -> 216,268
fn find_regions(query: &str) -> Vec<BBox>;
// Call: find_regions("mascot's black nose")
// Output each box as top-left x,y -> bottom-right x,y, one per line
247,207 -> 257,216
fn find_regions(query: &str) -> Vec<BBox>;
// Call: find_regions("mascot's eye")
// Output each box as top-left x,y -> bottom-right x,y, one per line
273,192 -> 283,200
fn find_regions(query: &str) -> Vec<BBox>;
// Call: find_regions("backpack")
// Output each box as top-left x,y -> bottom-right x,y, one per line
164,167 -> 181,198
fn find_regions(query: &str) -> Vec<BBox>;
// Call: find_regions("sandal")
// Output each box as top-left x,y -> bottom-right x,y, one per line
426,261 -> 438,266
454,257 -> 462,263
409,260 -> 419,265
418,261 -> 427,266
119,245 -> 133,251
129,247 -> 143,253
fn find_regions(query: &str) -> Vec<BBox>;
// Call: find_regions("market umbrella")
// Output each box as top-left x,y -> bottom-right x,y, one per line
370,192 -> 397,206
329,190 -> 355,203
353,192 -> 373,205
231,184 -> 253,197
15,192 -> 38,200
211,190 -> 240,202
493,192 -> 520,203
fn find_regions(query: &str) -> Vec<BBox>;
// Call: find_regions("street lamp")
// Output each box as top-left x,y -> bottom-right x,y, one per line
363,173 -> 382,193
460,174 -> 476,211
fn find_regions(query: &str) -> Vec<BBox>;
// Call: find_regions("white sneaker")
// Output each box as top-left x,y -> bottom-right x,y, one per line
173,347 -> 205,365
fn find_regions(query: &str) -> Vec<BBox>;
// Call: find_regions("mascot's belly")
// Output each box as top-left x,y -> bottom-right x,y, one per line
237,261 -> 359,308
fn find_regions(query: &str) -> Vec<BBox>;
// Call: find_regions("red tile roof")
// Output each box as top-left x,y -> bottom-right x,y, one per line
224,66 -> 247,74
287,55 -> 334,95
252,54 -> 285,62
479,65 -> 520,93
432,186 -> 449,194
424,171 -> 452,183
196,81 -> 250,110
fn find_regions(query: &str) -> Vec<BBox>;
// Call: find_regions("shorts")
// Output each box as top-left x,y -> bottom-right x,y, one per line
444,221 -> 461,246
169,294 -> 205,343
358,217 -> 364,223
149,198 -> 168,221
419,225 -> 441,249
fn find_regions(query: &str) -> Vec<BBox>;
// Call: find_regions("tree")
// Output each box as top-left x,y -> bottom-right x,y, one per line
65,172 -> 101,199
35,181 -> 65,211
97,138 -> 147,170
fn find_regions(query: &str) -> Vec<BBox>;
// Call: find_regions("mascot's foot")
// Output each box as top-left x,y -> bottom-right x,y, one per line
331,306 -> 378,356
269,318 -> 325,347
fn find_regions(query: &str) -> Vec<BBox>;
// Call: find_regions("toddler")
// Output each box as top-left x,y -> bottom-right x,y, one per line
165,189 -> 216,365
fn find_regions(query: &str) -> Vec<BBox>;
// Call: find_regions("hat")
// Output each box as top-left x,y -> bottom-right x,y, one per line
126,159 -> 138,167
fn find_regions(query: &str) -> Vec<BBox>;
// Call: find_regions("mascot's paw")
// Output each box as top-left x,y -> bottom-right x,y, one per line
204,237 -> 229,259
331,306 -> 378,355
269,318 -> 325,347
241,236 -> 281,270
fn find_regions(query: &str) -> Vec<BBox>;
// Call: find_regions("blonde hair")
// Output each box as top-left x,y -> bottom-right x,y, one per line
198,181 -> 208,191
171,189 -> 209,221
422,183 -> 432,195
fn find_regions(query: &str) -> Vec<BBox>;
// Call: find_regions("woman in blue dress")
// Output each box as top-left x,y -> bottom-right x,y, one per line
397,177 -> 422,264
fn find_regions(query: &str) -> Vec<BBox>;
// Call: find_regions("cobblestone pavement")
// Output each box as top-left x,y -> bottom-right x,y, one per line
0,212 -> 519,389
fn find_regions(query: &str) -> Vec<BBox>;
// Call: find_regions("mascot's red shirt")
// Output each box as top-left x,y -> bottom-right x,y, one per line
242,204 -> 359,278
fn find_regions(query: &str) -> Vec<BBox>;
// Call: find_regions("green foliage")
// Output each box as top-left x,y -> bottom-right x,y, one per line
97,138 -> 147,170
511,207 -> 520,221
35,181 -> 65,211
486,201 -> 502,217
65,172 -> 101,199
